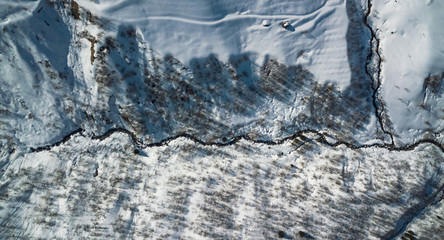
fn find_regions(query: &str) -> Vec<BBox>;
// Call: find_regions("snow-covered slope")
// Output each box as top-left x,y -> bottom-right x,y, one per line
1,131 -> 444,239
369,0 -> 444,144
74,0 -> 351,88
0,0 -> 383,150
1,0 -> 444,239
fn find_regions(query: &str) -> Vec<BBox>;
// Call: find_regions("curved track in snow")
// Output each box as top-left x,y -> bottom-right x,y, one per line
75,0 -> 329,25
126,13 -> 321,25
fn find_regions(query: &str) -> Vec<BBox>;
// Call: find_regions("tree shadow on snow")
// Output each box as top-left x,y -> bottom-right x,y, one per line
90,0 -> 375,143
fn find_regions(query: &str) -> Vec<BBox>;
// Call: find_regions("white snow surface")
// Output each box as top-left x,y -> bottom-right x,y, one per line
371,0 -> 444,143
1,0 -> 442,148
1,131 -> 443,239
0,0 -> 381,148
1,1 -> 444,238
75,0 -> 352,89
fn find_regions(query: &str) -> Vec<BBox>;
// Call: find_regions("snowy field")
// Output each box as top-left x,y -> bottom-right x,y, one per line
1,0 -> 381,148
74,0 -> 351,88
1,132 -> 444,239
1,0 -> 444,239
370,0 -> 444,144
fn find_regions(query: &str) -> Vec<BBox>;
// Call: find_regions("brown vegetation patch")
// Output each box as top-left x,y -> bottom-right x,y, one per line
87,37 -> 97,65
71,1 -> 80,20
424,73 -> 443,93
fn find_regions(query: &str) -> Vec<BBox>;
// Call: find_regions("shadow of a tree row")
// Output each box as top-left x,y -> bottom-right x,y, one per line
86,0 -> 376,144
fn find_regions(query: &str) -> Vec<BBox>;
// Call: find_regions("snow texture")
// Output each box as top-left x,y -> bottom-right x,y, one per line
370,0 -> 444,144
0,0 -> 385,149
1,0 -> 444,239
1,132 -> 444,239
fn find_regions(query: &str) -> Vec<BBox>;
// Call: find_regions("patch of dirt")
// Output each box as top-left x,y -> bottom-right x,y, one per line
87,37 -> 97,65
71,0 -> 80,20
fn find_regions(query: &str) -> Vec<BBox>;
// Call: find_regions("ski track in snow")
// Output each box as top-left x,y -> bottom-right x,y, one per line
77,0 -> 329,24
123,12 -> 321,26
